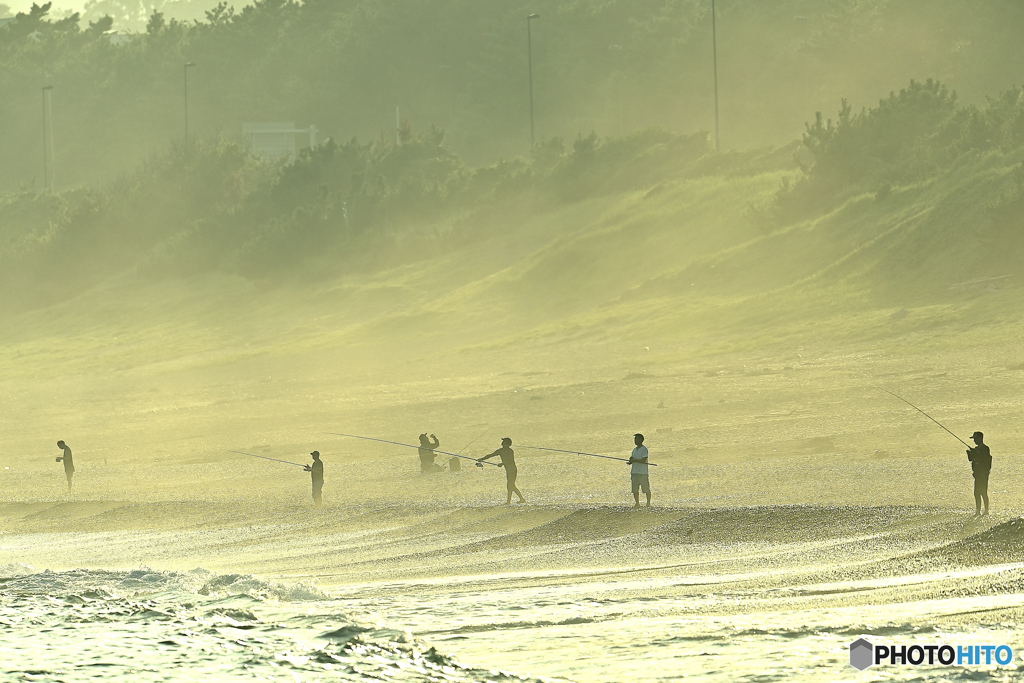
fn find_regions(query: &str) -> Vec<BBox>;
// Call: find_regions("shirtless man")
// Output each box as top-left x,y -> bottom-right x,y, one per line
478,437 -> 525,504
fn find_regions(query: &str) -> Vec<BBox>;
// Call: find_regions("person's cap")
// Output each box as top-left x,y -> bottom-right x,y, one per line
971,431 -> 983,440
501,437 -> 512,445
634,433 -> 644,439
310,450 -> 320,456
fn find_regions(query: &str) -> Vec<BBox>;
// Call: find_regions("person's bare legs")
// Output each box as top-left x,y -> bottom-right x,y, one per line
645,491 -> 651,508
506,486 -> 525,504
974,476 -> 990,516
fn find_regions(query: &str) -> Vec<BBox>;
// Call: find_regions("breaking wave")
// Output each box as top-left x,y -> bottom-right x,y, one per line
0,567 -> 551,683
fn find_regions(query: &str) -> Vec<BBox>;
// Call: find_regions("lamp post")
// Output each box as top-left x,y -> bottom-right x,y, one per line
711,0 -> 720,153
183,62 -> 195,144
42,85 -> 53,191
527,13 -> 539,146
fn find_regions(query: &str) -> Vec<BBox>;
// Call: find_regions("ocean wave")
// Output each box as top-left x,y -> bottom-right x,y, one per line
439,614 -> 609,634
0,567 -> 551,683
196,571 -> 329,601
0,562 -> 36,576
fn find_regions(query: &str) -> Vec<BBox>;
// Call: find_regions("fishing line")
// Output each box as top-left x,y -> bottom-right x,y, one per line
325,432 -> 501,466
876,387 -> 971,448
520,444 -> 658,466
456,426 -> 492,455
227,449 -> 308,468
442,426 -> 492,469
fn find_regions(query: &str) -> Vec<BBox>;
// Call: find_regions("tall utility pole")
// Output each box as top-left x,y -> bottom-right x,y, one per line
711,0 -> 720,153
527,13 -> 539,146
183,62 -> 195,144
42,85 -> 53,191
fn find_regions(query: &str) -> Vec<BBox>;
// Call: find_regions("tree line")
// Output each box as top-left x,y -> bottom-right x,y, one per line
2,0 -> 1024,192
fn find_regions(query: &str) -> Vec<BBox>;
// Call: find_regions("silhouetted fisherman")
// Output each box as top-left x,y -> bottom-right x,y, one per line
627,433 -> 650,509
56,440 -> 74,491
418,433 -> 442,474
478,437 -> 525,504
967,431 -> 991,517
304,451 -> 324,508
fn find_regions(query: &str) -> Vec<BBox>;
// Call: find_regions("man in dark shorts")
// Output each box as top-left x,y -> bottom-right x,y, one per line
418,433 -> 442,474
56,440 -> 74,491
478,437 -> 525,504
967,431 -> 991,517
304,451 -> 324,508
627,433 -> 650,509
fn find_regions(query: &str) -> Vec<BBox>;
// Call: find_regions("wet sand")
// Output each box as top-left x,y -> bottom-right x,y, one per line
6,494 -> 1024,681
4,495 -> 1022,614
7,434 -> 1023,681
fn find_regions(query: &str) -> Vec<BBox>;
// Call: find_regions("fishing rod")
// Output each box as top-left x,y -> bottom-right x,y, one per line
325,432 -> 501,466
519,444 -> 658,467
227,449 -> 308,468
877,388 -> 971,448
441,426 -> 492,469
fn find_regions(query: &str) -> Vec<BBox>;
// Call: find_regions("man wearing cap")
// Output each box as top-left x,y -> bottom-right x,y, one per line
418,433 -> 442,474
304,451 -> 324,508
967,431 -> 991,516
628,433 -> 651,509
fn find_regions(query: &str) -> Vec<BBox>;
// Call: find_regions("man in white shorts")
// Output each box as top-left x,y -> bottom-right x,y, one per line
628,433 -> 650,509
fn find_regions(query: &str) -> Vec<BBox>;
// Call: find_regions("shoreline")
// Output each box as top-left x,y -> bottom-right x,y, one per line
3,500 -> 1016,584
7,500 -> 1024,681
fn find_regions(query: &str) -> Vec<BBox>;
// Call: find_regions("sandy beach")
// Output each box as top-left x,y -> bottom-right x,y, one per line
5,292 -> 1024,681
6,491 -> 1024,682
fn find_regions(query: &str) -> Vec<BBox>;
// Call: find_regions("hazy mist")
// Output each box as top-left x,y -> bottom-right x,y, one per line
2,1 -> 1024,192
3,2 -> 1024,681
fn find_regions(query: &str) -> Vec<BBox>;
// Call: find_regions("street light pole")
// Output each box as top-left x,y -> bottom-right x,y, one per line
42,85 -> 53,191
711,0 -> 720,153
527,13 -> 539,146
183,62 -> 195,145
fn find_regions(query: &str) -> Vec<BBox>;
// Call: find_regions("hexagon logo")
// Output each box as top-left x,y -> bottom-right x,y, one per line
849,638 -> 874,670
